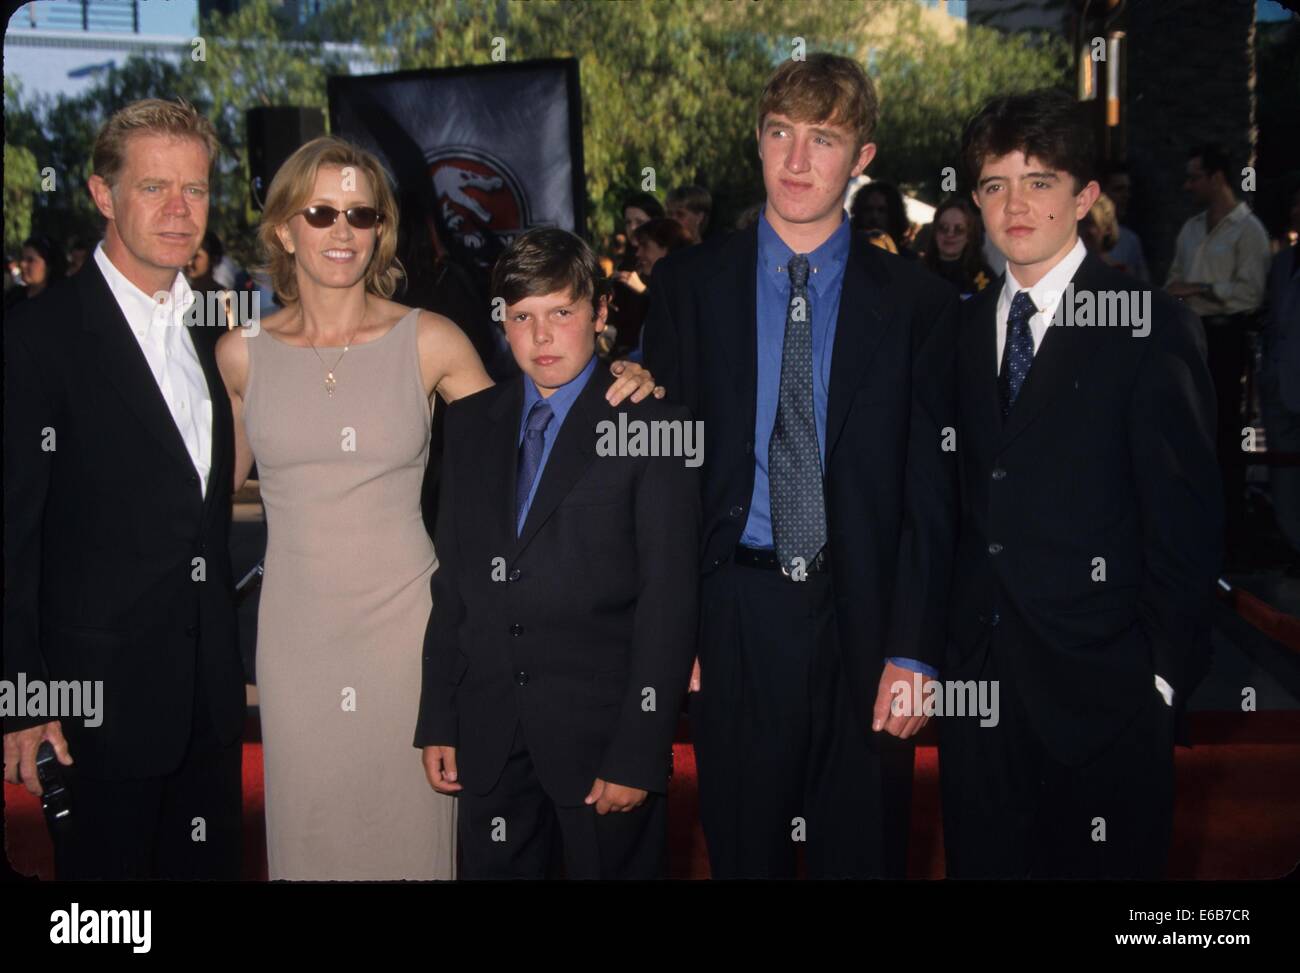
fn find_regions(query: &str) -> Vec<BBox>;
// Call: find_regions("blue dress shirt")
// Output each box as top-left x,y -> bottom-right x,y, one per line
516,355 -> 598,534
742,211 -> 935,679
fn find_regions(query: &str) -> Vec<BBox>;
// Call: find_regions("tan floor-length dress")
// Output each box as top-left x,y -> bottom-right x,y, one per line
243,307 -> 455,879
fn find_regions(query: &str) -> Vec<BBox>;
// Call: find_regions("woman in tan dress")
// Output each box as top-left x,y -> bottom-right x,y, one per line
215,137 -> 658,880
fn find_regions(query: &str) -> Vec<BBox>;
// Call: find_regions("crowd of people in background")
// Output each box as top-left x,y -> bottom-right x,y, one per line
5,142 -> 1298,572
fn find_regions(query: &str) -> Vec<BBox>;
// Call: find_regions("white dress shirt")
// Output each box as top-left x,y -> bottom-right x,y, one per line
996,237 -> 1087,371
1166,200 -> 1270,317
996,236 -> 1173,707
94,244 -> 212,497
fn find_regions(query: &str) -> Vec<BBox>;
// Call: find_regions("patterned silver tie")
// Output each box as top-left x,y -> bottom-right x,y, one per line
769,253 -> 826,573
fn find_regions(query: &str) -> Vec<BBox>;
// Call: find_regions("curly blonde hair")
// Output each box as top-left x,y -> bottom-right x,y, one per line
257,136 -> 403,305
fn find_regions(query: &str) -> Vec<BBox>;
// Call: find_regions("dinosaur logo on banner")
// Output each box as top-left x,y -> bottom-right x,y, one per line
426,147 -> 530,270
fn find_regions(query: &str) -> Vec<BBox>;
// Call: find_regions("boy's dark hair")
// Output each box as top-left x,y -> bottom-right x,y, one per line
666,185 -> 712,230
632,217 -> 695,254
961,88 -> 1096,193
850,180 -> 910,244
1188,143 -> 1231,181
492,226 -> 606,318
22,235 -> 68,282
622,192 -> 665,221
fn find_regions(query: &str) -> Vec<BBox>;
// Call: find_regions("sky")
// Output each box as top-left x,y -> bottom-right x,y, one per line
7,0 -> 197,36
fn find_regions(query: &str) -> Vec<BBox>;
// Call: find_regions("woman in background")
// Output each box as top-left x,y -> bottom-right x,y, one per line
5,235 -> 66,309
923,196 -> 994,300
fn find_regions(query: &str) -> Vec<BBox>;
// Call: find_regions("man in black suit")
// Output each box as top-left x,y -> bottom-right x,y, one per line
941,90 -> 1222,879
3,100 -> 245,879
416,228 -> 698,879
642,53 -> 959,879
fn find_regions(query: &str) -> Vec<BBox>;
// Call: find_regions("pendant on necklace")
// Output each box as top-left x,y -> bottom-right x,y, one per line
325,372 -> 336,397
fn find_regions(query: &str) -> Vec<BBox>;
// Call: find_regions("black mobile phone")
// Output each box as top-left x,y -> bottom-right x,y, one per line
35,741 -> 73,836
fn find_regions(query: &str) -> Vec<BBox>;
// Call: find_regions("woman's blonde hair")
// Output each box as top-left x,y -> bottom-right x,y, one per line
1085,192 -> 1120,252
258,136 -> 403,304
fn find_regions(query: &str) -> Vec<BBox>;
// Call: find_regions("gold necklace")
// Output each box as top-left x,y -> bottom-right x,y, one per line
303,310 -> 362,398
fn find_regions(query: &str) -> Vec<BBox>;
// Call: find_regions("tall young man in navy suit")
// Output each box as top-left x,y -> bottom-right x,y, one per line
941,90 -> 1222,879
644,53 -> 959,878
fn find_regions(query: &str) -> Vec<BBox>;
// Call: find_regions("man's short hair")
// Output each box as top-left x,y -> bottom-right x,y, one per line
92,98 -> 220,188
961,88 -> 1096,193
1189,143 -> 1231,181
622,192 -> 665,221
666,185 -> 712,230
492,226 -> 606,318
757,52 -> 878,150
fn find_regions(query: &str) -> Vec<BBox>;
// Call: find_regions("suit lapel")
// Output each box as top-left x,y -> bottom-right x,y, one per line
195,332 -> 232,524
826,239 -> 896,459
512,370 -> 604,558
699,226 -> 758,432
961,279 -> 1003,444
78,261 -> 203,489
999,255 -> 1109,449
486,378 -> 526,546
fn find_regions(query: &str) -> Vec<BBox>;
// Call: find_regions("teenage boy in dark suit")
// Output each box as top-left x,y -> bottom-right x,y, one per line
415,227 -> 699,879
941,89 -> 1222,879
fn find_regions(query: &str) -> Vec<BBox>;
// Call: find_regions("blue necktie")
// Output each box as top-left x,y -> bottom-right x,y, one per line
999,290 -> 1036,418
769,252 -> 826,573
515,399 -> 553,534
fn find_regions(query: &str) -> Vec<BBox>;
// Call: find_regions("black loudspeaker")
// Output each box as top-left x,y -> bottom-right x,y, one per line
246,106 -> 326,210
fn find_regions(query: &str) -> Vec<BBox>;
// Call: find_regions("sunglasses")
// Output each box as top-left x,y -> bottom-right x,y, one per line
298,205 -> 382,230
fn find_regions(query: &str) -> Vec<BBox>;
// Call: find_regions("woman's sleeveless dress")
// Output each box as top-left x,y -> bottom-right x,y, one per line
243,308 -> 455,879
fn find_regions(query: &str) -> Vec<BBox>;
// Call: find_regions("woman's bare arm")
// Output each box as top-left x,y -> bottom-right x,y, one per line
215,329 -> 256,492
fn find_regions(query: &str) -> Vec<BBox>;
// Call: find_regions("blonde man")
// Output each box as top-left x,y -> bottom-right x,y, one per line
643,53 -> 959,878
4,99 -> 246,879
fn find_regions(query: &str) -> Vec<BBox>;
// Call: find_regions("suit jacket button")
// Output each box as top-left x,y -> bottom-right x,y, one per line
988,542 -> 1003,555
729,505 -> 744,518
508,568 -> 521,582
185,624 -> 198,637
744,441 -> 754,455
509,623 -> 523,636
991,611 -> 1001,626
515,670 -> 529,686
991,468 -> 1007,481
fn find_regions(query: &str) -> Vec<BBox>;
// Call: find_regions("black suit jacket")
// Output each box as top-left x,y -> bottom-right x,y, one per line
642,225 -> 960,735
413,367 -> 700,804
948,253 -> 1222,765
4,260 -> 244,779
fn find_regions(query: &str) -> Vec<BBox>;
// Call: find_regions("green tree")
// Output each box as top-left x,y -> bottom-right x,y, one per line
4,0 -> 1070,256
329,0 -> 870,239
2,0 -> 347,267
868,2 -> 1071,201
5,140 -> 39,255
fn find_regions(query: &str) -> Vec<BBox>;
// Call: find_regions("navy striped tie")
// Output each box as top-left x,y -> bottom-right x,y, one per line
999,290 -> 1037,418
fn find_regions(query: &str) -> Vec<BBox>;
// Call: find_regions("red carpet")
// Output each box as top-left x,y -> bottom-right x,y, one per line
7,717 -> 1298,880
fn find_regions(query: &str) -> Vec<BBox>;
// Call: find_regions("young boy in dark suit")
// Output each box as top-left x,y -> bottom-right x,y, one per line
414,227 -> 699,879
